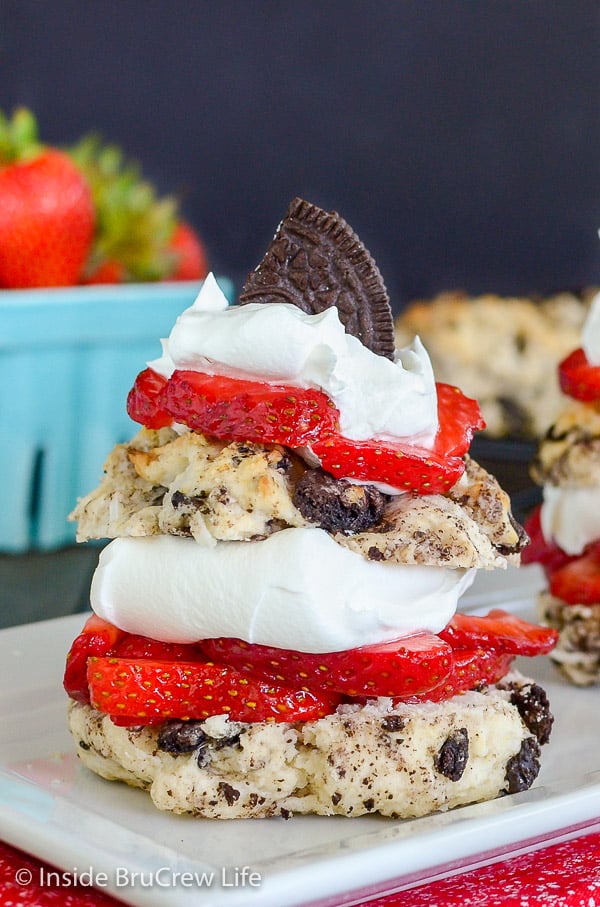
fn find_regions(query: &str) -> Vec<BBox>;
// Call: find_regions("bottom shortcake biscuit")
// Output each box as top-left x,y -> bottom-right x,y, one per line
537,592 -> 600,686
68,670 -> 552,820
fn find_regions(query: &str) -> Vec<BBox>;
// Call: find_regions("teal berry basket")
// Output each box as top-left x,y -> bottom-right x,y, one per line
0,277 -> 235,553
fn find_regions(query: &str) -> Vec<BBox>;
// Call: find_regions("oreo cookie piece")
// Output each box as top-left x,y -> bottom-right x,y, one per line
240,198 -> 395,360
293,467 -> 387,533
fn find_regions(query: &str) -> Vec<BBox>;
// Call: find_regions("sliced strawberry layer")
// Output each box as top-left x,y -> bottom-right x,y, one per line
311,436 -> 465,494
312,383 -> 483,493
407,647 -> 515,703
162,370 -> 340,445
63,615 -> 125,704
126,367 -> 171,429
126,369 -> 484,495
549,548 -> 600,605
87,656 -> 341,724
559,347 -> 600,402
201,633 -> 453,698
114,634 -> 205,661
438,609 -> 558,657
66,607 -> 556,724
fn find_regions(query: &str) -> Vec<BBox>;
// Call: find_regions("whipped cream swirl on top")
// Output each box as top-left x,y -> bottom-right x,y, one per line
150,273 -> 439,446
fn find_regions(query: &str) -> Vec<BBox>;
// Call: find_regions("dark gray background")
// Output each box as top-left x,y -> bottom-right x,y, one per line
1,0 -> 599,626
1,0 -> 599,308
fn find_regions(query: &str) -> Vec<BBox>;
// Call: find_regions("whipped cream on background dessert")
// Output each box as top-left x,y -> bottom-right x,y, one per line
539,290 -> 600,554
581,289 -> 600,364
541,485 -> 600,555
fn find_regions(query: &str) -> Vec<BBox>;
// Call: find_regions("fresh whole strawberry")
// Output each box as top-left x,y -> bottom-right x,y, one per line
0,108 -> 95,288
69,133 -> 209,283
81,258 -> 126,285
168,220 -> 209,281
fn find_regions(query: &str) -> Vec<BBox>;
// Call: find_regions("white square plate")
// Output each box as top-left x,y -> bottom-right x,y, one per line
1,564 -> 599,907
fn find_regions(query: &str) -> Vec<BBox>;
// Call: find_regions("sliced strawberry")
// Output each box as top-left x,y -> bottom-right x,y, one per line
126,367 -> 172,429
312,435 -> 465,494
87,657 -> 341,724
113,634 -> 205,662
157,374 -> 483,494
433,383 -> 486,458
549,548 -> 600,604
312,383 -> 484,493
559,347 -> 600,402
201,633 -> 453,698
439,610 -> 558,657
408,647 -> 515,703
63,615 -> 124,704
163,370 -> 339,445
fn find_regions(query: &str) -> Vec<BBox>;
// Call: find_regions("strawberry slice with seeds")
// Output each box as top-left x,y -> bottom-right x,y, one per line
63,615 -> 124,704
87,657 -> 341,724
549,548 -> 600,605
126,367 -> 172,429
439,610 -> 558,657
201,633 -> 453,698
162,369 -> 340,445
408,647 -> 515,703
312,383 -> 484,493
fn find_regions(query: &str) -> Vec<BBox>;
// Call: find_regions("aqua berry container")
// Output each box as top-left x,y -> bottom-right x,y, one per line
0,277 -> 235,553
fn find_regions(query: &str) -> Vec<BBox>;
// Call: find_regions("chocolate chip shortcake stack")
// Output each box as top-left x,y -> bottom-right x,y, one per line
65,199 -> 556,820
523,291 -> 600,685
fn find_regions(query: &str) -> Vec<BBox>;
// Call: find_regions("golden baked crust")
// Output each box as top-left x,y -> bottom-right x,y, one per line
395,290 -> 594,439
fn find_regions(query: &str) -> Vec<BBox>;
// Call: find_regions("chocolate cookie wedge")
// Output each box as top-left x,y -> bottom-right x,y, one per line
240,197 -> 396,359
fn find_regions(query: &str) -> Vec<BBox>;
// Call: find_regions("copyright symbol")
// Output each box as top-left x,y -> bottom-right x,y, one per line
15,868 -> 33,886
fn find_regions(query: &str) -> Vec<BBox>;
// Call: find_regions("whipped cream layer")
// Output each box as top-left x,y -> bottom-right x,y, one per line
91,529 -> 474,653
150,274 -> 439,445
541,484 -> 600,555
581,289 -> 600,365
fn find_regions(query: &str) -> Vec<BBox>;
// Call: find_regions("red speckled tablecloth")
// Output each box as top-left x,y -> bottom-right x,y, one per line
2,830 -> 600,907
